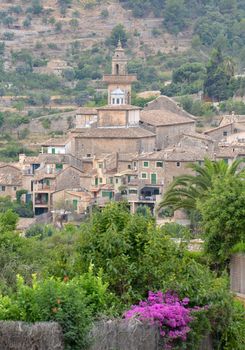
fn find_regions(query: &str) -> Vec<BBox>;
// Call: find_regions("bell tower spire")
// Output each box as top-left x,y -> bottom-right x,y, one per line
103,44 -> 137,105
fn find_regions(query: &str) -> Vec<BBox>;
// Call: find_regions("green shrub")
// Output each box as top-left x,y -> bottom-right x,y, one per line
0,269 -> 109,349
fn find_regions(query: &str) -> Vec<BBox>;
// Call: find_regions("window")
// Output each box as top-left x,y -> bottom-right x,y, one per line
99,178 -> 102,183
143,161 -> 149,167
86,154 -> 91,157
115,178 -> 119,184
176,162 -> 181,167
151,173 -> 157,185
141,173 -> 147,179
128,164 -> 131,169
51,148 -> 56,154
98,163 -> 103,169
109,177 -> 113,184
156,161 -> 163,168
0,186 -> 5,192
117,98 -> 120,104
14,186 -> 17,191
72,199 -> 78,210
55,163 -> 63,170
112,98 -> 115,104
223,131 -> 228,136
129,189 -> 137,194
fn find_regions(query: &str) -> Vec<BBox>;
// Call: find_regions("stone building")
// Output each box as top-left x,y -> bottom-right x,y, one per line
0,164 -> 22,200
140,109 -> 195,149
71,42 -> 156,158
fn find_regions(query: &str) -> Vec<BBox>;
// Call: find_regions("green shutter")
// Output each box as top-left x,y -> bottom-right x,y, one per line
151,173 -> 157,185
73,199 -> 78,210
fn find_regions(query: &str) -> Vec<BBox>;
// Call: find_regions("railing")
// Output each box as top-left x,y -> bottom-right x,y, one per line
34,200 -> 49,205
33,184 -> 56,191
139,195 -> 156,201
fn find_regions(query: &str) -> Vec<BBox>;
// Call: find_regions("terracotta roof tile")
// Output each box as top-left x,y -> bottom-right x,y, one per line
97,104 -> 141,111
74,127 -> 155,139
140,110 -> 195,126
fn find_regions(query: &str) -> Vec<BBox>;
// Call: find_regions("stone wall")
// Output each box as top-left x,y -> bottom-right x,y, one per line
56,167 -> 82,191
204,124 -> 234,142
74,137 -> 155,158
16,112 -> 76,135
156,123 -> 195,149
230,253 -> 245,295
89,319 -> 213,350
0,321 -> 64,350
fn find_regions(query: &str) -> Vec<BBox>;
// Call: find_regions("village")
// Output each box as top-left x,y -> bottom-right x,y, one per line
0,41 -> 245,227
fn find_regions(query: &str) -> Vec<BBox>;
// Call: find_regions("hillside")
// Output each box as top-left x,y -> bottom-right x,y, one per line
0,0 -> 245,158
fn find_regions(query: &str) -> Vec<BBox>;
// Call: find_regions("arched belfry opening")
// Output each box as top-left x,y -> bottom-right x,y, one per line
103,40 -> 137,105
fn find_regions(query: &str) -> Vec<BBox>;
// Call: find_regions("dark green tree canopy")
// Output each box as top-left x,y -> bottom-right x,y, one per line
204,49 -> 235,101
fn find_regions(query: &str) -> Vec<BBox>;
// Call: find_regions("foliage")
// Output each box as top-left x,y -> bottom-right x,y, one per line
0,269 -> 109,349
25,224 -> 54,240
231,242 -> 245,254
0,202 -> 243,348
163,0 -> 188,34
107,24 -> 128,47
219,99 -> 245,114
178,96 -> 216,117
124,291 -> 195,349
219,300 -> 245,350
0,143 -> 37,162
159,158 -> 245,210
197,176 -> 245,269
203,49 -> 235,101
161,222 -> 191,240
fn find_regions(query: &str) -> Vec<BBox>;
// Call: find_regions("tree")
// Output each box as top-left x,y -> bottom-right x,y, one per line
108,24 -> 128,47
172,63 -> 206,85
163,0 -> 188,34
203,49 -> 235,101
197,176 -> 245,270
159,158 -> 245,211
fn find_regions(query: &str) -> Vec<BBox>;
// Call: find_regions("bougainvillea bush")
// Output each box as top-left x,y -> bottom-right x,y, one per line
124,291 -> 207,349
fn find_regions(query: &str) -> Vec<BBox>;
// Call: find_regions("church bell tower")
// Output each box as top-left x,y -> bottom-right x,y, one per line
103,41 -> 137,105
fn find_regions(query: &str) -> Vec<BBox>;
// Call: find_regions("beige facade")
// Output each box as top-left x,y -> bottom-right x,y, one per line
56,166 -> 83,191
53,189 -> 92,214
204,123 -> 234,141
73,130 -> 155,158
0,165 -> 22,199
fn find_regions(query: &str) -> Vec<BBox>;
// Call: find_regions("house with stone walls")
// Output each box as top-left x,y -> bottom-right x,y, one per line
0,164 -> 22,200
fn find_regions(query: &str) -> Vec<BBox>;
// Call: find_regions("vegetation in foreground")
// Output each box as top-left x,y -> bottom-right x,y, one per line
0,160 -> 244,349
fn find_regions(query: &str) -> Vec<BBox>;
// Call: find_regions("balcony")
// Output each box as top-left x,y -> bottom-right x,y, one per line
34,194 -> 49,206
33,183 -> 56,192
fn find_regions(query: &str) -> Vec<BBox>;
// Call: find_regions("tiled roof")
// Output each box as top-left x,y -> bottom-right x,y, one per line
41,137 -> 71,147
74,127 -> 155,139
182,132 -> 213,141
204,123 -> 233,134
0,166 -> 22,185
140,110 -> 195,126
137,151 -> 166,160
118,153 -> 139,161
164,148 -> 208,161
77,107 -> 97,115
97,104 -> 141,111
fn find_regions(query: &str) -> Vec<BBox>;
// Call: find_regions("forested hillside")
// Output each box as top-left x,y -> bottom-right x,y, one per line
0,0 -> 245,158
